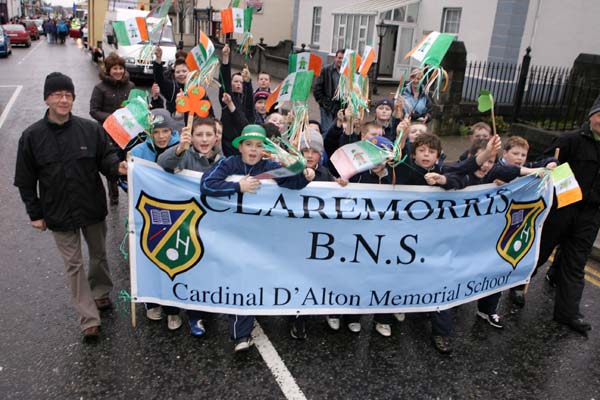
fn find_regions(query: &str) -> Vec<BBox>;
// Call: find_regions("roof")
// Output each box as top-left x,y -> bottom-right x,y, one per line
332,0 -> 418,15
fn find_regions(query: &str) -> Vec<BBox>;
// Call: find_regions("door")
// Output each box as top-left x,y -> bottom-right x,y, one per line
394,26 -> 414,80
379,25 -> 397,76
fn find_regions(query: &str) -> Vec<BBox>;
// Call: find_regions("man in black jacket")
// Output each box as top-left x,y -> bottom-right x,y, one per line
532,95 -> 600,335
14,72 -> 127,341
313,49 -> 344,133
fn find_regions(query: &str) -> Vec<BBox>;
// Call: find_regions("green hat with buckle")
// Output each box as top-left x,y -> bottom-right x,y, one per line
232,124 -> 269,149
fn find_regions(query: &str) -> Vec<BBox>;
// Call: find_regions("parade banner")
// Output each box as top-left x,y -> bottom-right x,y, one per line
128,157 -> 553,315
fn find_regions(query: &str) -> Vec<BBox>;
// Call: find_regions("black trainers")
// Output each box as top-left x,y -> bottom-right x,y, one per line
234,336 -> 254,352
432,335 -> 452,355
290,319 -> 307,340
554,317 -> 592,336
510,288 -> 525,307
477,311 -> 504,329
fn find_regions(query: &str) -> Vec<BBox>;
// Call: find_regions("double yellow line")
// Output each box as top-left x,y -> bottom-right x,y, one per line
547,255 -> 600,288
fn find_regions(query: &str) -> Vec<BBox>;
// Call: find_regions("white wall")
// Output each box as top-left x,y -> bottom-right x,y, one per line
520,0 -> 600,67
196,0 -> 295,46
416,0 -> 497,62
295,0 -> 351,56
8,0 -> 22,18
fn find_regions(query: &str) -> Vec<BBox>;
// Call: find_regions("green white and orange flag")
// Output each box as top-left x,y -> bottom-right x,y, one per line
357,45 -> 375,77
404,31 -> 455,67
266,70 -> 314,111
288,52 -> 322,76
112,17 -> 148,46
186,31 -> 215,71
330,140 -> 389,180
103,98 -> 151,149
551,163 -> 582,208
221,7 -> 252,34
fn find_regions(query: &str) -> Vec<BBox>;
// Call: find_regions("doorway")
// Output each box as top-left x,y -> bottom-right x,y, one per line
379,25 -> 397,76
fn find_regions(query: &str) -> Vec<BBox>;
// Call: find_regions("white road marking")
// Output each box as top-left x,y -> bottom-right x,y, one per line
17,40 -> 44,65
252,322 -> 307,400
0,85 -> 22,130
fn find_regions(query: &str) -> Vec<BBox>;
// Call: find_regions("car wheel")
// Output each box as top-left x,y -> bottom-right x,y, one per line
26,41 -> 31,48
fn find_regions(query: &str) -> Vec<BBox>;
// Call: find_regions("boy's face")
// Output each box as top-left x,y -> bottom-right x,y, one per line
361,126 -> 383,140
475,149 -> 495,178
232,75 -> 244,93
258,73 -> 271,89
174,65 -> 189,84
239,138 -> 264,165
267,113 -> 285,133
413,144 -> 439,169
375,105 -> 392,122
470,127 -> 491,143
302,148 -> 321,169
255,99 -> 267,114
503,145 -> 528,167
151,127 -> 172,149
408,123 -> 427,142
192,124 -> 217,155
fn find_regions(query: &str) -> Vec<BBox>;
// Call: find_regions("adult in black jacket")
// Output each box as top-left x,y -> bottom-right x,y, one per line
14,73 -> 127,341
532,97 -> 600,335
89,52 -> 134,204
313,50 -> 344,133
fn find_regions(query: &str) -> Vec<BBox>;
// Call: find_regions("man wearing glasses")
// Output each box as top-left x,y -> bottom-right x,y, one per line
14,72 -> 127,342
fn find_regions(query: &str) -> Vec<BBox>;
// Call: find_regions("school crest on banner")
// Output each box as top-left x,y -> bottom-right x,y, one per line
136,192 -> 205,279
496,199 -> 546,269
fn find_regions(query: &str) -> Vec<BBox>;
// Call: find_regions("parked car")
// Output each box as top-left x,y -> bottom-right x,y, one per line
24,19 -> 44,37
0,26 -> 12,57
23,21 -> 40,40
2,24 -> 31,47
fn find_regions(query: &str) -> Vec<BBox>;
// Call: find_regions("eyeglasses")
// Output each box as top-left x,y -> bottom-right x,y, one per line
49,92 -> 74,100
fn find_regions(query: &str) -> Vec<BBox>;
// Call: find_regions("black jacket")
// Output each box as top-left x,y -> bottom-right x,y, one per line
314,63 -> 341,115
14,113 -> 119,231
545,122 -> 600,206
89,71 -> 135,123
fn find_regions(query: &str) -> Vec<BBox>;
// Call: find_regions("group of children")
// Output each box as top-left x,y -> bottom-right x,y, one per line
121,46 -> 558,355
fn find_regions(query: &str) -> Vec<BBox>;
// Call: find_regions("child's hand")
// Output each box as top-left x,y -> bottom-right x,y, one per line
151,83 -> 160,98
424,172 -> 446,186
304,168 -> 316,181
177,126 -> 192,154
336,109 -> 345,127
493,179 -> 506,186
222,44 -> 230,58
242,66 -> 251,82
397,115 -> 411,138
335,177 -> 349,187
222,92 -> 233,107
393,97 -> 404,118
546,162 -> 557,169
239,176 -> 261,193
154,45 -> 162,62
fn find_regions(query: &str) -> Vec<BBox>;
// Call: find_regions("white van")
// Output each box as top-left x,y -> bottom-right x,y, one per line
102,8 -> 177,80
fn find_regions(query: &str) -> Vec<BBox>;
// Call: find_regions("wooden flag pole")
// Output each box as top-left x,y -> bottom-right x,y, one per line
131,299 -> 136,327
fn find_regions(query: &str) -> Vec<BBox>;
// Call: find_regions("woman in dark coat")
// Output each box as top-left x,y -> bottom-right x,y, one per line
90,52 -> 134,204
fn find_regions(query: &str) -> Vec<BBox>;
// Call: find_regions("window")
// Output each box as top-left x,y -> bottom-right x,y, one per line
441,8 -> 461,34
311,7 -> 322,46
331,14 -> 375,54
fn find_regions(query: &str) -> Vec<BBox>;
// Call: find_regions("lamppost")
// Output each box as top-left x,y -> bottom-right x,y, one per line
373,22 -> 390,95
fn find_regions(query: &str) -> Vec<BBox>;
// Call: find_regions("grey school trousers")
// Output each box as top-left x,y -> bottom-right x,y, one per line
52,221 -> 113,331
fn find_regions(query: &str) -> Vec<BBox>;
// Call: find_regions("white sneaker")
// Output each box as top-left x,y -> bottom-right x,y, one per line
394,313 -> 406,322
326,316 -> 340,331
234,336 -> 254,352
146,306 -> 163,321
375,323 -> 392,337
348,322 -> 361,333
167,314 -> 182,330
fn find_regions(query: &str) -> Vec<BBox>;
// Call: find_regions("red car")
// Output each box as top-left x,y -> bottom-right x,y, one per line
23,21 -> 40,40
2,24 -> 31,47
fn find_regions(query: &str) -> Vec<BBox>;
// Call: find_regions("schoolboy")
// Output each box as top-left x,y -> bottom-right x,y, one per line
131,109 -> 183,330
200,125 -> 315,352
458,122 -> 492,161
253,90 -> 270,124
256,72 -> 272,93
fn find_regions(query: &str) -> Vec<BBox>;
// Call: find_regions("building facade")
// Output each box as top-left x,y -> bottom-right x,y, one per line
295,0 -> 600,80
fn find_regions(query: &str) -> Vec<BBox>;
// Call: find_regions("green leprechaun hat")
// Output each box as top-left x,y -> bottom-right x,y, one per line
232,124 -> 270,149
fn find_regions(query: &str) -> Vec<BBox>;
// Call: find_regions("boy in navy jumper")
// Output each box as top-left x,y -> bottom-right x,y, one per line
200,125 -> 315,351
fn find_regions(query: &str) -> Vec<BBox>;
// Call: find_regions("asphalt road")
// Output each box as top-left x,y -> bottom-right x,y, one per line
0,38 -> 599,400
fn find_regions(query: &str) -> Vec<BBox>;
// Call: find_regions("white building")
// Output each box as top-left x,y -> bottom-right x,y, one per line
295,0 -> 600,81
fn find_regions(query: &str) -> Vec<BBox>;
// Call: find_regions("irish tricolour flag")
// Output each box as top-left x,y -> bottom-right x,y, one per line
330,141 -> 389,180
221,7 -> 252,34
289,52 -> 322,76
266,70 -> 314,111
186,32 -> 215,71
112,18 -> 148,46
103,99 -> 150,149
551,163 -> 582,208
404,31 -> 455,67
